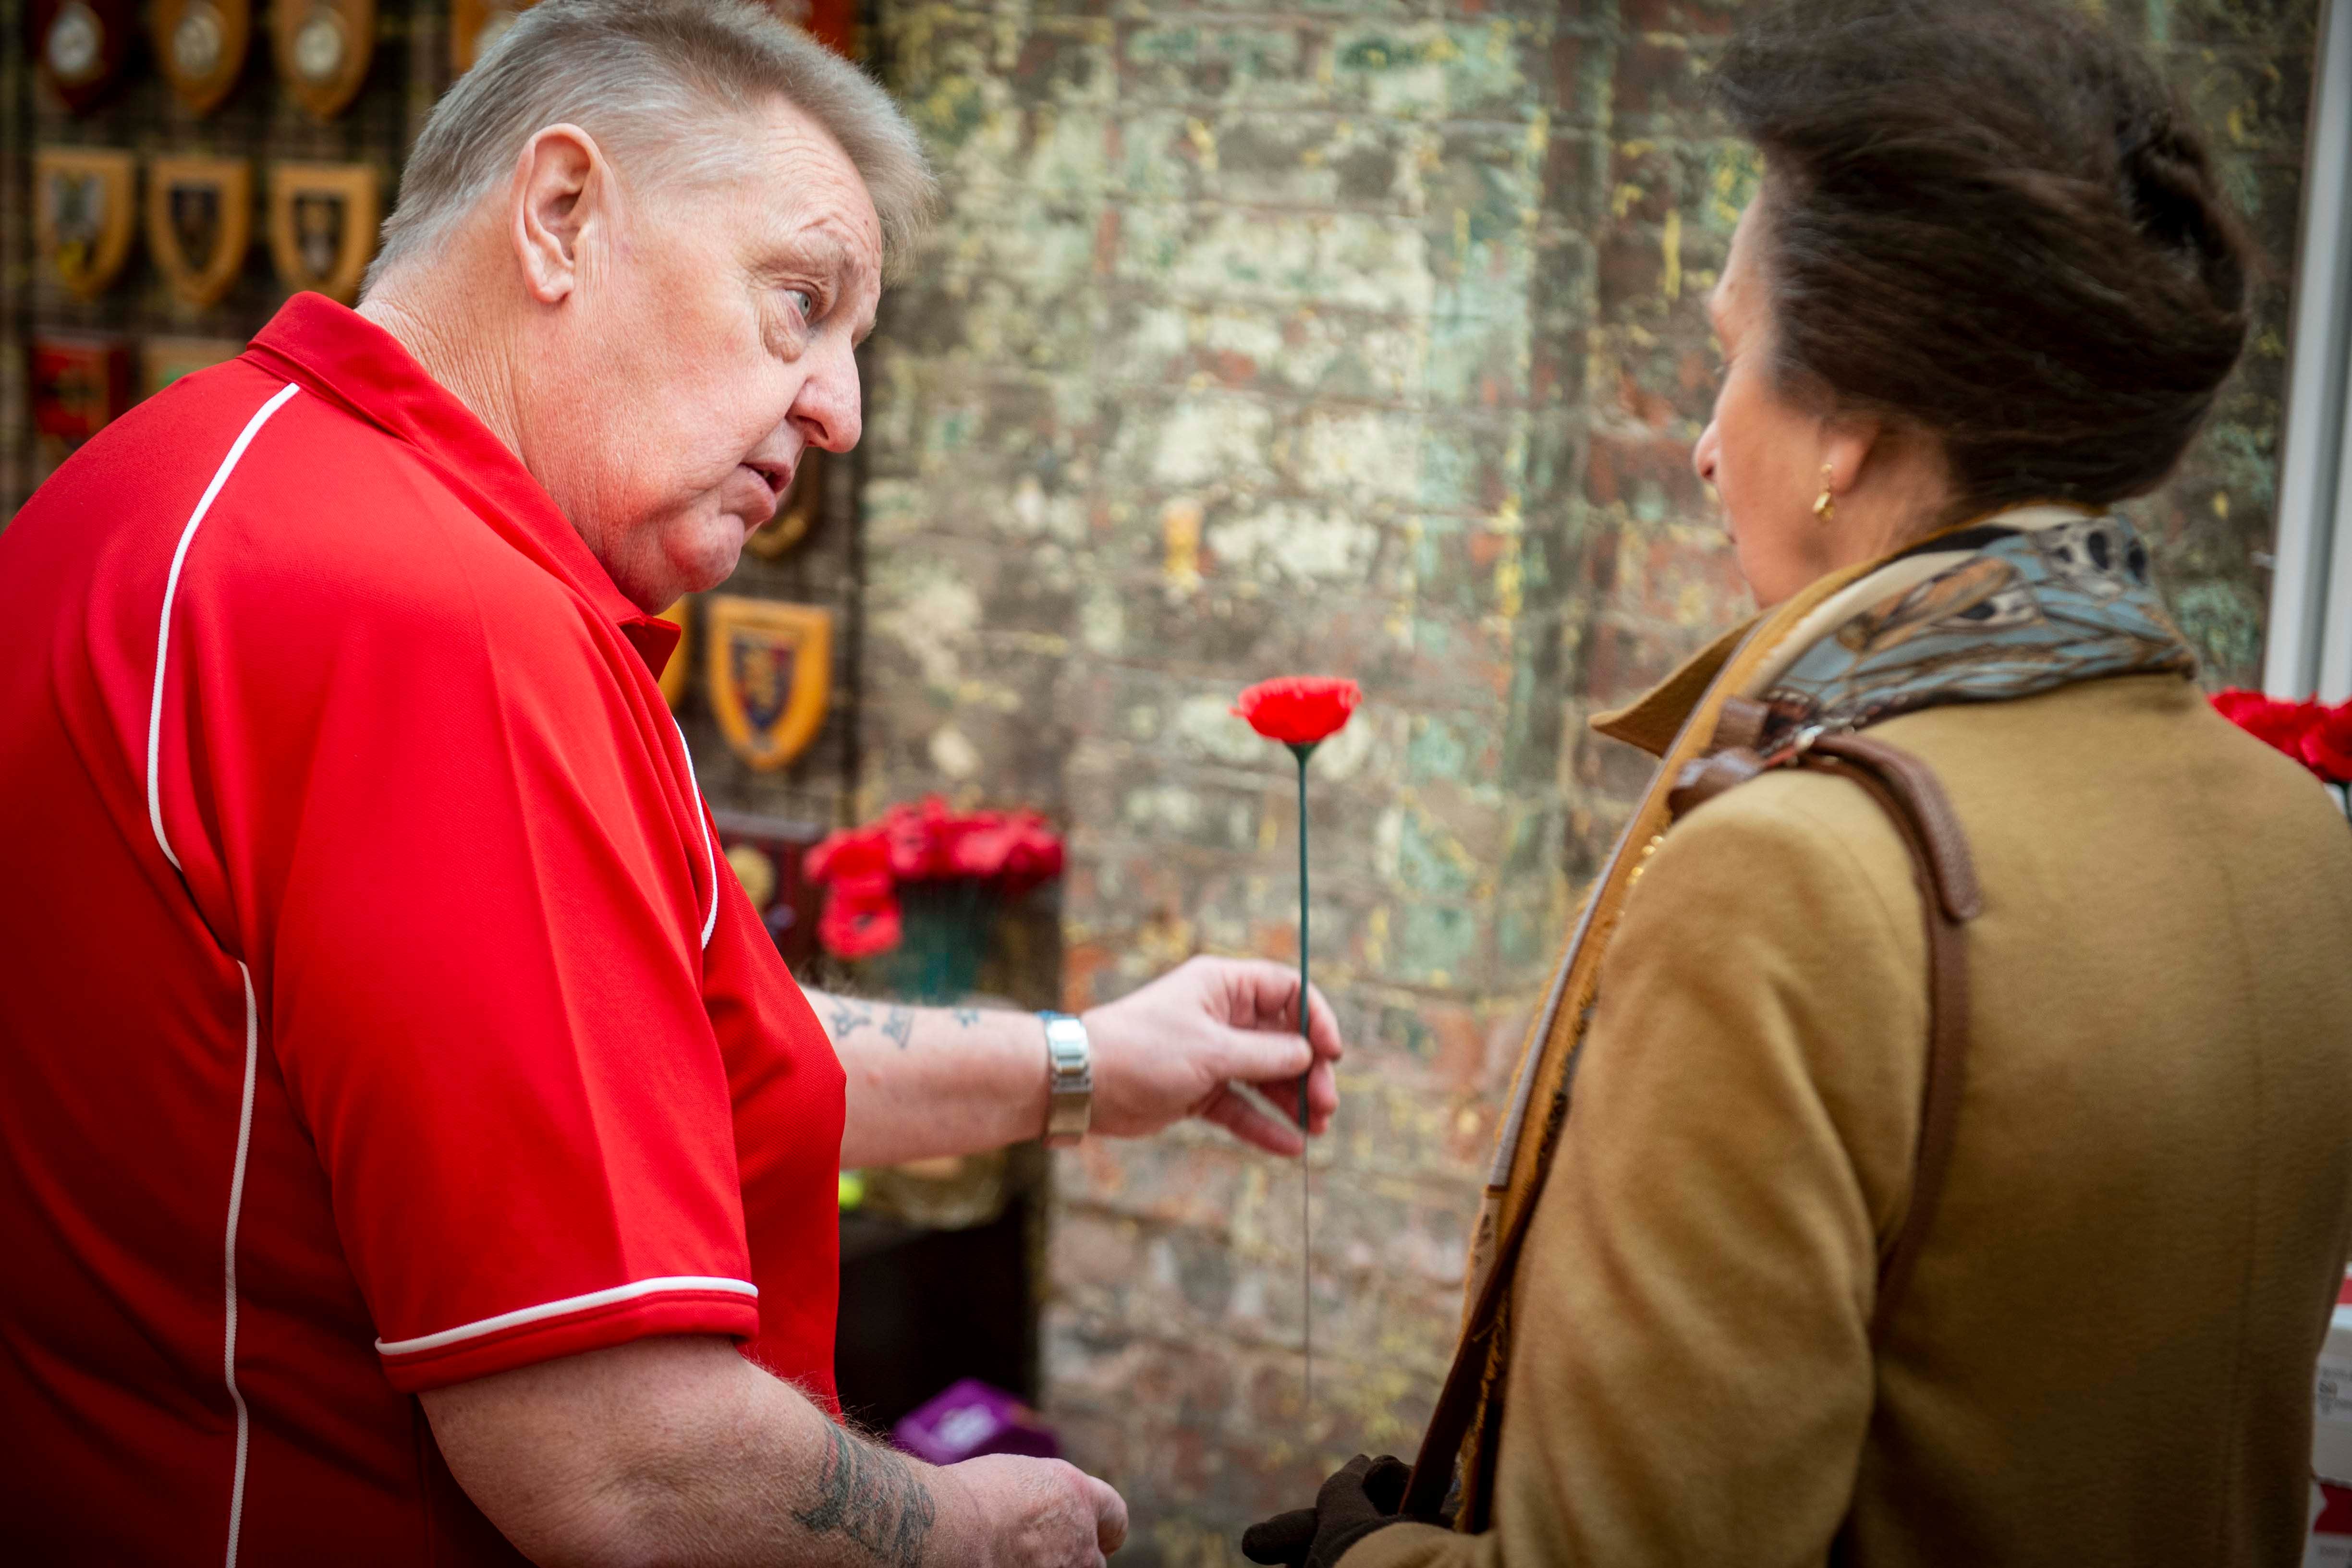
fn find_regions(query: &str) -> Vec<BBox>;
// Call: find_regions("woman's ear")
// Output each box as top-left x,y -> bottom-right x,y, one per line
1817,414 -> 1885,508
509,124 -> 607,306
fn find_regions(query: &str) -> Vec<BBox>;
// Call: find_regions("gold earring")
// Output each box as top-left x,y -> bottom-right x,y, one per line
1813,464 -> 1836,522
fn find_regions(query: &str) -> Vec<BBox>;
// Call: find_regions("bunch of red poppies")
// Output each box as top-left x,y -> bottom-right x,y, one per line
804,797 -> 1066,959
2211,689 -> 2352,787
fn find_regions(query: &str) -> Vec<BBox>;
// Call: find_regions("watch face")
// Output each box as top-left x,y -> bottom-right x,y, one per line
173,3 -> 225,78
46,2 -> 105,82
292,10 -> 345,83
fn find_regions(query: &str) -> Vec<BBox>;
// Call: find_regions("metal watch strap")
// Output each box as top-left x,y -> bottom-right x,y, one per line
1041,1012 -> 1093,1147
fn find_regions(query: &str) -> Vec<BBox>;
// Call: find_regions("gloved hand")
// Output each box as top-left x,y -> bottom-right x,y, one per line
1240,1453 -> 1414,1568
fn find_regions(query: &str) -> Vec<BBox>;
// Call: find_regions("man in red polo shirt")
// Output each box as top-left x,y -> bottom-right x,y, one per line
0,2 -> 1341,1563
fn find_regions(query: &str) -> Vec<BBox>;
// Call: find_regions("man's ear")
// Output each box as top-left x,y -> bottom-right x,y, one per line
509,124 -> 607,305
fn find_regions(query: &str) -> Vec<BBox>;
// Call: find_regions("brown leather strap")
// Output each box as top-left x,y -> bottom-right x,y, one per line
1403,727 -> 1978,1524
1794,735 -> 1977,1343
1398,1213 -> 1529,1520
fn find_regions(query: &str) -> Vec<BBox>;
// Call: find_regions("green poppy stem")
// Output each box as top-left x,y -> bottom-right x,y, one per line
1288,741 -> 1316,1129
1289,740 -> 1316,1421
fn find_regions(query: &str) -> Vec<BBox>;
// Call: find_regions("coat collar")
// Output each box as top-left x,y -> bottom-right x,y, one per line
1590,618 -> 1760,759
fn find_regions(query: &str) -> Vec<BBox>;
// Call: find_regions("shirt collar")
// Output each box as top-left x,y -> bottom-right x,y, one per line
242,293 -> 680,676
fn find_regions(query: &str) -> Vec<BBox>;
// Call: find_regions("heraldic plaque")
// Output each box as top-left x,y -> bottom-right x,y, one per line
746,447 -> 825,560
152,0 -> 251,115
657,598 -> 695,710
30,333 -> 132,474
33,147 -> 135,300
273,0 -> 374,122
451,0 -> 531,73
33,0 -> 134,113
268,162 -> 379,304
142,337 -> 247,399
706,597 -> 832,770
148,155 -> 253,309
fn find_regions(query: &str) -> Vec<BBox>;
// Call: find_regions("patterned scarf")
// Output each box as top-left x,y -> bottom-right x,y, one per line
1746,506 -> 2197,753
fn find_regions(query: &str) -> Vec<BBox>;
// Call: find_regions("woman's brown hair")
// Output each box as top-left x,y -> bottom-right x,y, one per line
1712,0 -> 2252,512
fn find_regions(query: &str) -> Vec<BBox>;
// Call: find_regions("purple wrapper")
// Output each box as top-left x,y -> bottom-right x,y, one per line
891,1378 -> 1060,1465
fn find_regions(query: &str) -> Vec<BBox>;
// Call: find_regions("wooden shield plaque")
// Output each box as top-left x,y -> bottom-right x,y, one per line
34,146 -> 136,300
31,332 -> 133,474
745,447 -> 825,560
773,0 -> 856,55
32,0 -> 135,112
147,155 -> 253,309
268,161 -> 378,305
141,335 -> 246,398
706,597 -> 831,770
451,0 -> 533,73
152,0 -> 250,115
656,597 -> 694,710
273,0 -> 373,122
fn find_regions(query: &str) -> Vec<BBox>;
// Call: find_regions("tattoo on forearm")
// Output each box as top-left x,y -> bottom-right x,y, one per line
829,997 -> 873,1041
883,1007 -> 914,1050
950,1007 -> 980,1028
791,1423 -> 938,1568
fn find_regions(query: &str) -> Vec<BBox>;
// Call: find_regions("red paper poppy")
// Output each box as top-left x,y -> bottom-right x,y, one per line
804,827 -> 904,958
804,823 -> 891,887
817,888 -> 903,960
2305,702 -> 2352,785
1233,676 -> 1363,747
803,802 -> 1068,958
2211,688 -> 2323,762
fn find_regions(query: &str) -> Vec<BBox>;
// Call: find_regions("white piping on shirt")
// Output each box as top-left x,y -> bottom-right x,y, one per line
222,964 -> 260,1568
147,383 -> 301,875
143,380 -> 299,1568
671,716 -> 718,949
374,1275 -> 760,1358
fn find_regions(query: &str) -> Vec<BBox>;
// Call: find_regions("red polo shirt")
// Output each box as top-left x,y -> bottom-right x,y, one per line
0,295 -> 847,1563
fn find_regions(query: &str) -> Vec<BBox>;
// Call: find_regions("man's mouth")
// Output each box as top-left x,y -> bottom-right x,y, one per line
737,461 -> 792,527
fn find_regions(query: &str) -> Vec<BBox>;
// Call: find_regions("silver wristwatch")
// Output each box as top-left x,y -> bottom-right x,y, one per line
1040,1012 -> 1093,1148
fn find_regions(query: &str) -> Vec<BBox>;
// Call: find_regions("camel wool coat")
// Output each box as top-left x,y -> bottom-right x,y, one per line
1352,663 -> 2352,1568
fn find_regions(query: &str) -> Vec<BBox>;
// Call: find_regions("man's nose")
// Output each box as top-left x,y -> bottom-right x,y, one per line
1692,420 -> 1719,486
792,341 -> 863,454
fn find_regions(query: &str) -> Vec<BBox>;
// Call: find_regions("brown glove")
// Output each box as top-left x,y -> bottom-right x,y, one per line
1241,1454 -> 1413,1568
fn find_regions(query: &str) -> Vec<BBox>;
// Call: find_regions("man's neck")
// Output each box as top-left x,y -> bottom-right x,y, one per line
357,277 -> 530,457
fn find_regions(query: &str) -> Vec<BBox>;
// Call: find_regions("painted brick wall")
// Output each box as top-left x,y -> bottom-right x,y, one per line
862,0 -> 2315,1559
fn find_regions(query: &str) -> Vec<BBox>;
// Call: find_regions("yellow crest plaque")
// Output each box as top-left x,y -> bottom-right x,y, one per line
146,155 -> 252,310
273,0 -> 374,122
656,597 -> 694,710
706,596 -> 832,771
268,161 -> 379,305
451,0 -> 535,73
746,447 -> 826,560
141,335 -> 246,398
34,147 -> 136,300
152,0 -> 251,115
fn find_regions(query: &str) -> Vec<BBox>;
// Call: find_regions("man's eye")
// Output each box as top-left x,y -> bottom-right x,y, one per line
783,288 -> 816,320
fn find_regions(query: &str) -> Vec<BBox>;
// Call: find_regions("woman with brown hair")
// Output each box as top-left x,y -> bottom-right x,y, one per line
1244,0 -> 2352,1563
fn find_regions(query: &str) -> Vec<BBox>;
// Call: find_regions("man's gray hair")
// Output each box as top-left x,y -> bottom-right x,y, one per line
367,0 -> 935,291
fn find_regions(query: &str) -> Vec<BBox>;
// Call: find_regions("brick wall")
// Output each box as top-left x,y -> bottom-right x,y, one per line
862,0 -> 2319,1559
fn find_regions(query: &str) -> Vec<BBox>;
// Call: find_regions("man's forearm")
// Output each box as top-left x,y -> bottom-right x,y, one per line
424,1337 -> 966,1568
809,989 -> 1051,1168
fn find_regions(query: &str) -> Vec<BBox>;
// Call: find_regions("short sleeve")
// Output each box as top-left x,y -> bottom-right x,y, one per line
182,493 -> 754,1393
